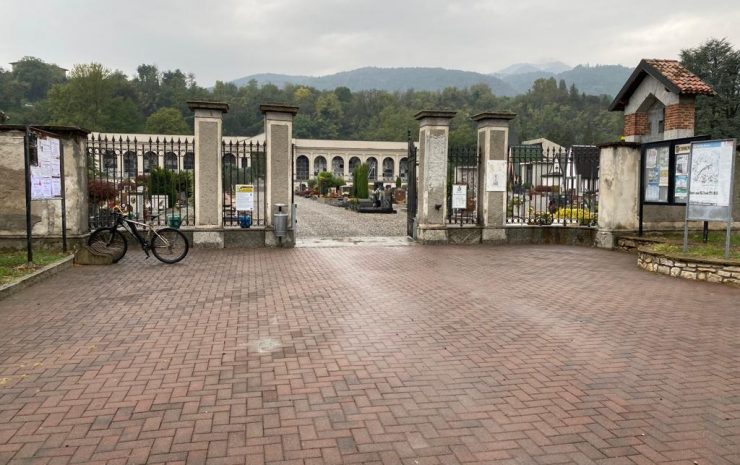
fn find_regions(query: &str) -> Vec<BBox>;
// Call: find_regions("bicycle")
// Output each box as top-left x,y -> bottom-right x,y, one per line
88,207 -> 189,264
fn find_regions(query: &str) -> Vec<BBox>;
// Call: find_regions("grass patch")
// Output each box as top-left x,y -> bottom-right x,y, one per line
646,231 -> 740,260
0,250 -> 71,286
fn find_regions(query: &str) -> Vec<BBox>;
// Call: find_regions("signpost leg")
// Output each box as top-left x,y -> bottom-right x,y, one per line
725,220 -> 732,259
23,128 -> 33,264
683,220 -> 689,254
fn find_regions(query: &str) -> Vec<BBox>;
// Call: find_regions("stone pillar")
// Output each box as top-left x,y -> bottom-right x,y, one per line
473,112 -> 516,244
308,155 -> 315,180
188,100 -> 228,247
415,110 -> 456,243
261,104 -> 298,247
595,142 -> 641,249
393,156 -> 401,183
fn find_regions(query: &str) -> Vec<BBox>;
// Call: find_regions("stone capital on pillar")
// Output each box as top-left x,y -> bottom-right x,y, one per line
471,111 -> 516,128
188,100 -> 228,247
261,104 -> 298,247
414,110 -> 456,244
415,110 -> 457,128
473,111 -> 516,242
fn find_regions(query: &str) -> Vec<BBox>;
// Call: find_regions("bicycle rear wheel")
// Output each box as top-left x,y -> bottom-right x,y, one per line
150,228 -> 189,264
88,228 -> 128,263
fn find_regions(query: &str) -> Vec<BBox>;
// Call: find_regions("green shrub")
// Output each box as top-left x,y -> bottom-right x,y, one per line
352,163 -> 369,199
149,167 -> 193,205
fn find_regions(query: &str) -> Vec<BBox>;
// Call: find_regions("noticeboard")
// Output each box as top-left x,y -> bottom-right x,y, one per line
686,139 -> 736,221
30,136 -> 62,200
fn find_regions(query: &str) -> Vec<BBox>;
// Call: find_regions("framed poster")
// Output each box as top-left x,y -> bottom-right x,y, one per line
674,144 -> 690,203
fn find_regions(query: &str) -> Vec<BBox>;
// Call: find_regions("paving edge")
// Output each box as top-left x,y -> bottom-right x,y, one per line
0,255 -> 75,301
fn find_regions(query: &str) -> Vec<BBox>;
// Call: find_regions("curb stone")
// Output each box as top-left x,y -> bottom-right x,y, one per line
0,255 -> 74,301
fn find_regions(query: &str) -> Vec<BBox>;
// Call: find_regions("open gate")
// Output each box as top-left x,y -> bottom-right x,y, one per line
406,134 -> 418,238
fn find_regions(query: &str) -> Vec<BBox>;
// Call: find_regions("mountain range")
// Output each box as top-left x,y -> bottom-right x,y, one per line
230,63 -> 633,98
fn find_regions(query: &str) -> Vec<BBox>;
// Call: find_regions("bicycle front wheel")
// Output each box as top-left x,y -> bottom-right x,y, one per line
150,228 -> 189,264
88,228 -> 128,263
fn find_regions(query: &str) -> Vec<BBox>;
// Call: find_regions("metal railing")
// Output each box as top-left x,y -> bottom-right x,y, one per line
222,140 -> 267,227
507,145 -> 599,226
446,146 -> 480,225
87,135 -> 195,230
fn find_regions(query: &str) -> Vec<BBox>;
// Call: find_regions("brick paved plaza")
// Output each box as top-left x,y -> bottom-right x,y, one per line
0,245 -> 738,465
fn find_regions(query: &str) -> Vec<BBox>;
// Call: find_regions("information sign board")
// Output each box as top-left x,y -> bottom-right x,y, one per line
235,184 -> 254,211
451,184 -> 467,209
686,139 -> 736,220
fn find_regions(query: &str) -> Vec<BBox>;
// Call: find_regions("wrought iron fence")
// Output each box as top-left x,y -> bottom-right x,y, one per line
87,135 -> 195,230
446,146 -> 480,225
507,145 -> 599,226
222,140 -> 267,227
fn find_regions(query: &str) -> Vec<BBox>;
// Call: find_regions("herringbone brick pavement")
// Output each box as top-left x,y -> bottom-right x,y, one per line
0,245 -> 737,465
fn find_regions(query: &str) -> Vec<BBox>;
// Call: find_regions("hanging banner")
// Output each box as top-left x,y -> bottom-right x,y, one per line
235,184 -> 254,211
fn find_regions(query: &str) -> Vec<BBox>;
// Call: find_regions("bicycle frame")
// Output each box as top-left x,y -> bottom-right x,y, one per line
113,214 -> 170,257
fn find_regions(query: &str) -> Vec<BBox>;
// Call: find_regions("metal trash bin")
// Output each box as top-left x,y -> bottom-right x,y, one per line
273,204 -> 288,238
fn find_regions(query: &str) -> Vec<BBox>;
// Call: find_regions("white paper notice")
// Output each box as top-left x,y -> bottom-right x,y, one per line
486,160 -> 507,192
451,184 -> 467,209
235,185 -> 254,211
51,179 -> 62,197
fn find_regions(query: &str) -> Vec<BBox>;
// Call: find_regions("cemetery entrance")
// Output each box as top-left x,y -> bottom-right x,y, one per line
291,141 -> 413,242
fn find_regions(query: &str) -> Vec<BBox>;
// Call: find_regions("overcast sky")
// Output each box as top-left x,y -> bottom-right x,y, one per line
2,0 -> 740,86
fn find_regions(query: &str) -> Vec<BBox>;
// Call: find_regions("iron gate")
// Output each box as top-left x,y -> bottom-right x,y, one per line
406,133 -> 418,237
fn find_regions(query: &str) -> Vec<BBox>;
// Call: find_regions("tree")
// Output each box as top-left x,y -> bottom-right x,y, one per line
352,163 -> 369,199
680,38 -> 740,138
10,57 -> 66,102
145,107 -> 190,134
47,63 -> 143,131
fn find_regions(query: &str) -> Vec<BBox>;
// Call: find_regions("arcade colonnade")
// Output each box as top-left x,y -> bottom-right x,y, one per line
89,134 -> 410,185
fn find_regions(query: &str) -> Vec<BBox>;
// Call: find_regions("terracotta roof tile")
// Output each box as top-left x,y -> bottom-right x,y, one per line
644,59 -> 715,95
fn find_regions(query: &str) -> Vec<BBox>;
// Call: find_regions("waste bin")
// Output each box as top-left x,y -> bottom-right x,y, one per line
239,212 -> 252,228
273,204 -> 288,238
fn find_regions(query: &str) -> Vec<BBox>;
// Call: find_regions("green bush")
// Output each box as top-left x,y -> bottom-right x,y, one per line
317,171 -> 333,195
149,167 -> 193,205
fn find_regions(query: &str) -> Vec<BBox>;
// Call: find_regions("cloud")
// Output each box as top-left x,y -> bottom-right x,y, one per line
1,0 -> 739,86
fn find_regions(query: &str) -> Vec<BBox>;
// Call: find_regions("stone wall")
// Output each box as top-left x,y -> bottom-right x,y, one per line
637,249 -> 740,286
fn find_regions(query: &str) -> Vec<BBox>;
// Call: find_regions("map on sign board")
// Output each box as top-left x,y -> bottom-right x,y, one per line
688,140 -> 734,207
235,184 -> 254,211
31,137 -> 62,200
451,184 -> 467,209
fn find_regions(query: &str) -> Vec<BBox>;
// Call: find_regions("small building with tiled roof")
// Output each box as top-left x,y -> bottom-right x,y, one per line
609,59 -> 714,143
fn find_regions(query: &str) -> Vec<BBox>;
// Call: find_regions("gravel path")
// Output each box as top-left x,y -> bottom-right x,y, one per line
294,195 -> 406,237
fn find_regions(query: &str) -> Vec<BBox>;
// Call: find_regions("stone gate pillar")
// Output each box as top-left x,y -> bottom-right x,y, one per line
188,100 -> 228,247
595,142 -> 641,248
261,104 -> 298,247
473,112 -> 516,243
415,110 -> 456,244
